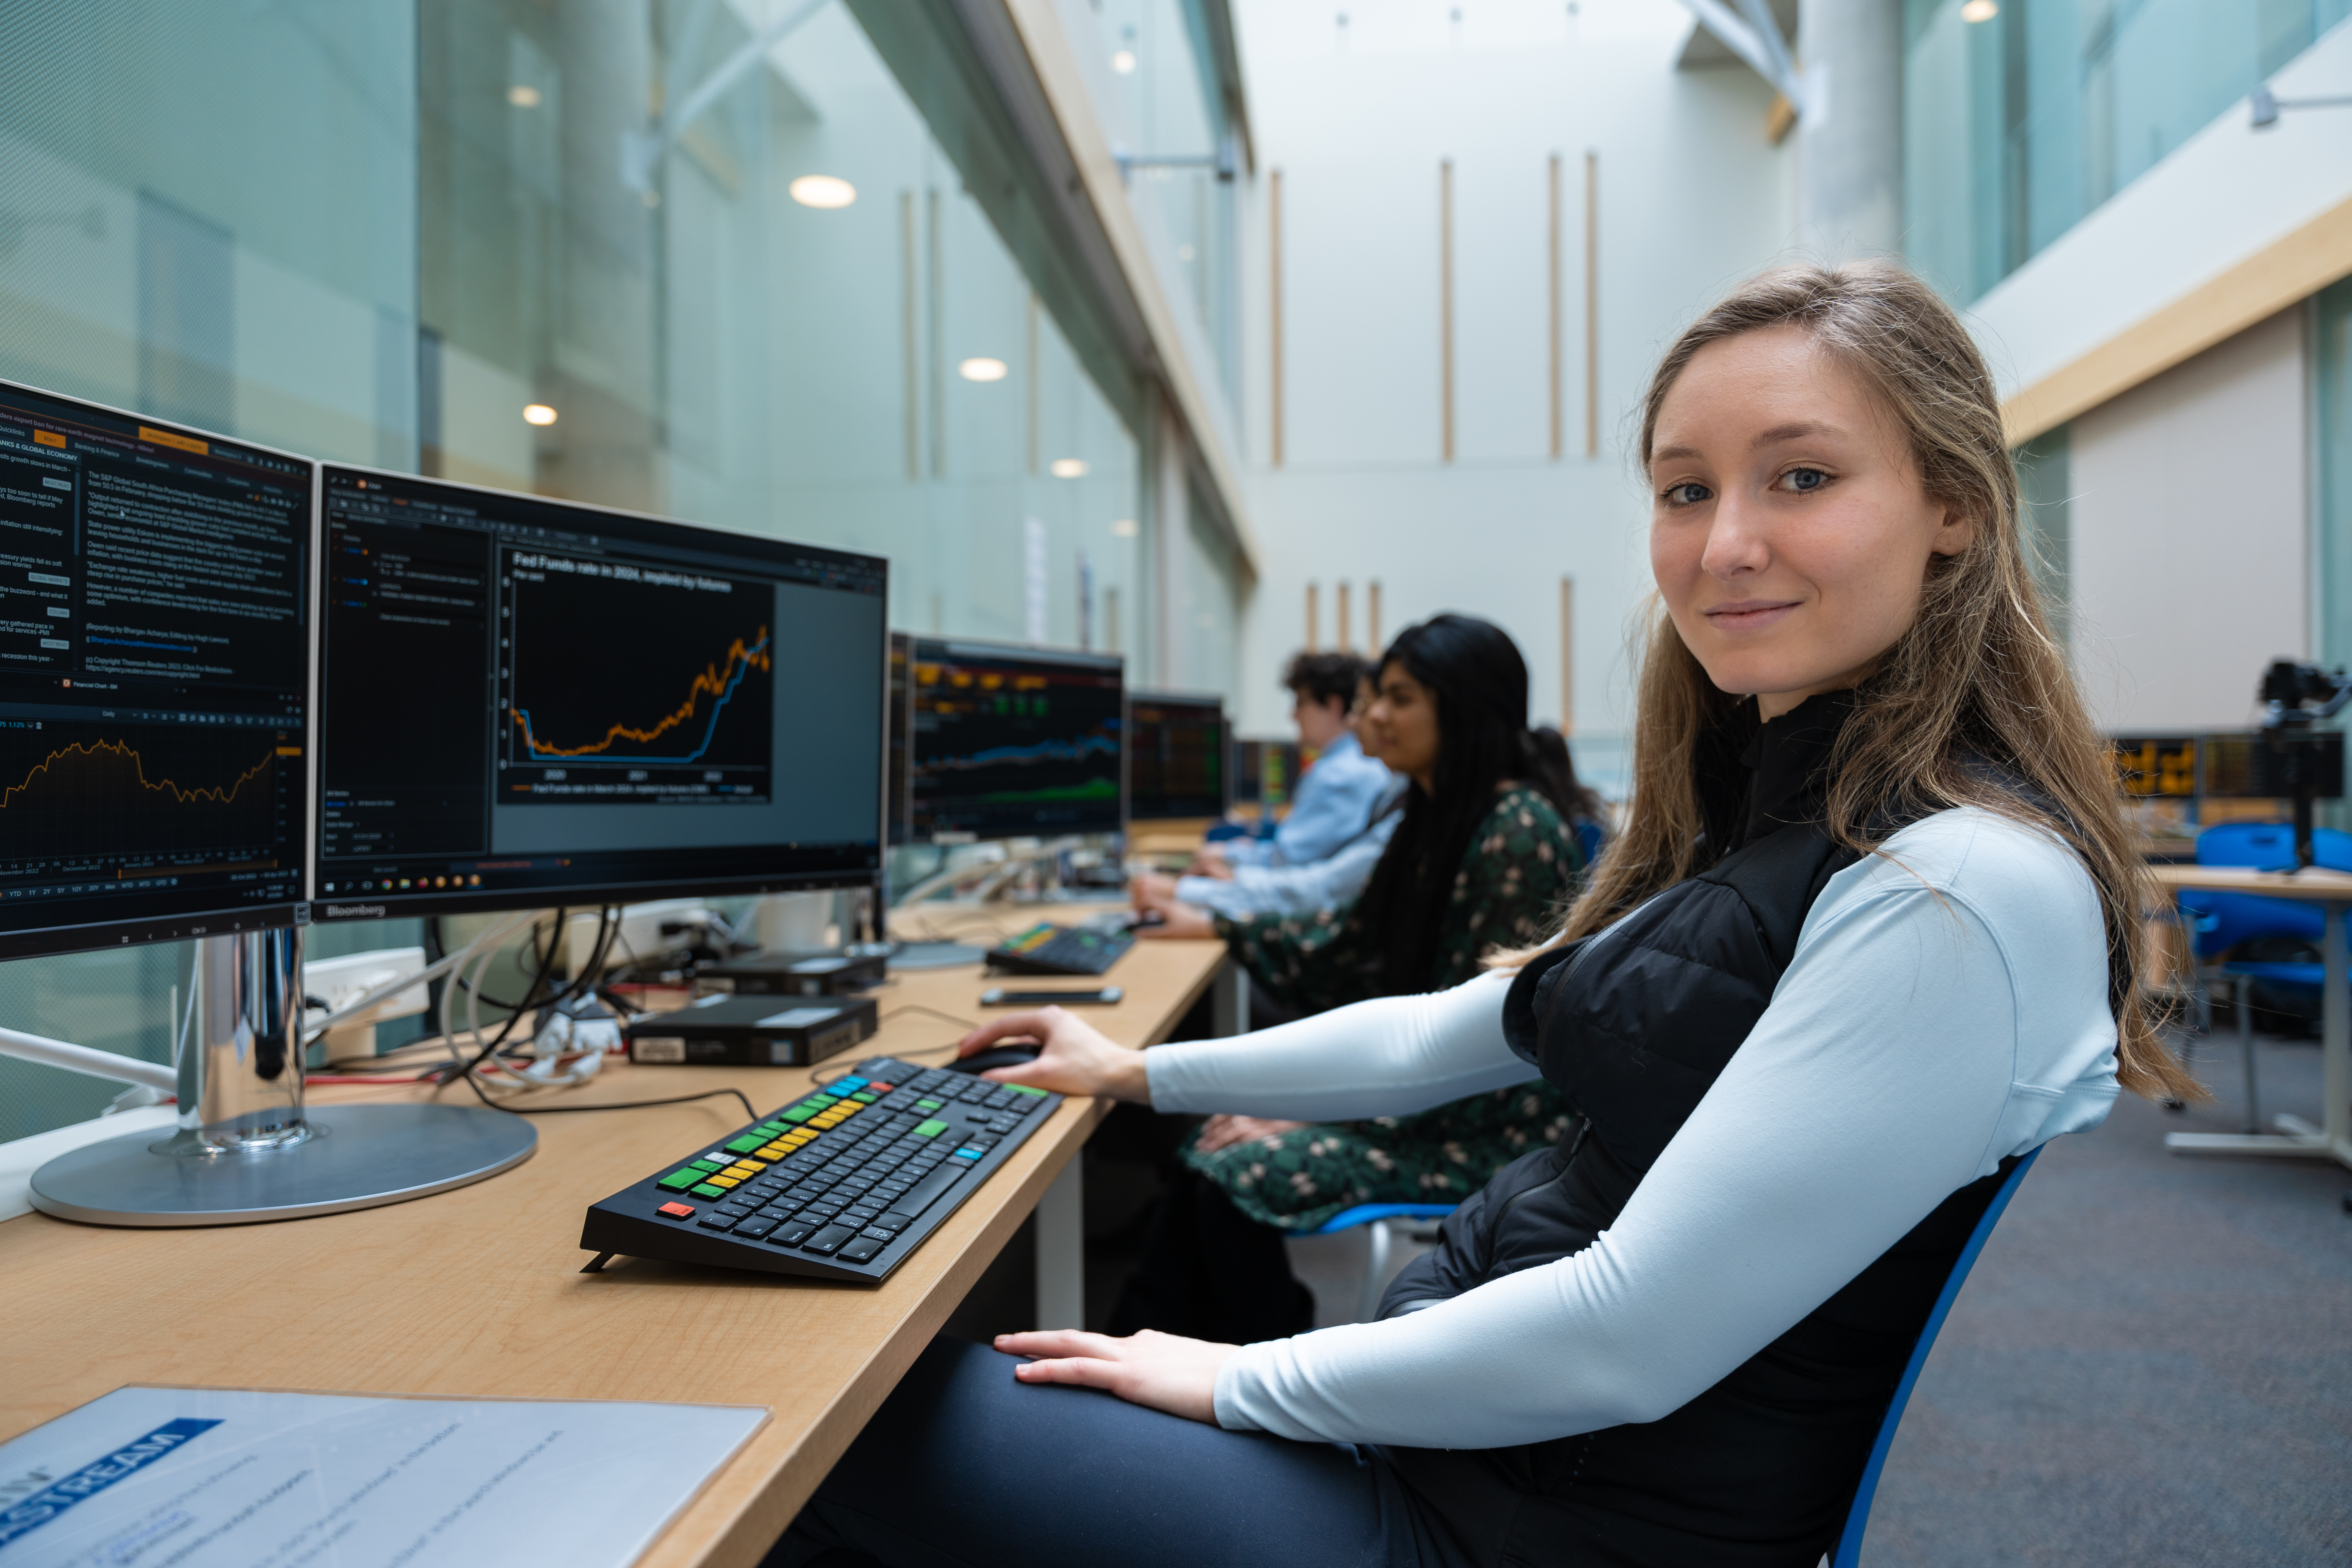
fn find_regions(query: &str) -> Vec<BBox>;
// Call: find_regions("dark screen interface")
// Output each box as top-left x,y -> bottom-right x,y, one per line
316,468 -> 886,918
0,383 -> 309,958
909,639 -> 1122,837
1129,697 -> 1225,819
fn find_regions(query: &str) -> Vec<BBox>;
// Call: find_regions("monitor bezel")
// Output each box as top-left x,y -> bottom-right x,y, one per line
905,633 -> 1127,842
0,376 -> 319,963
309,461 -> 889,925
1125,688 -> 1229,822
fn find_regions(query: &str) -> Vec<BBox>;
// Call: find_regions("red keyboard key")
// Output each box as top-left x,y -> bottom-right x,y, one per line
656,1202 -> 695,1219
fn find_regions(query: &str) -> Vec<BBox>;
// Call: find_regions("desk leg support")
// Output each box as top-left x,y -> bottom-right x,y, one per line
1213,960 -> 1251,1038
2328,906 -> 2352,1167
2167,900 -> 2352,1172
1033,1153 -> 1084,1330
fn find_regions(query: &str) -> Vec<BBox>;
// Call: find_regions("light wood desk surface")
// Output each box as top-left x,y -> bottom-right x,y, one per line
0,917 -> 1228,1568
2149,864 -> 2352,901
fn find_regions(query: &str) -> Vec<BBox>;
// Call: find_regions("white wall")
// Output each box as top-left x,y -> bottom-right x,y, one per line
1230,0 -> 1794,762
2068,306 -> 2308,731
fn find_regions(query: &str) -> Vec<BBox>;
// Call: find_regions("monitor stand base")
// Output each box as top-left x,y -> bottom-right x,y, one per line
28,1104 -> 535,1227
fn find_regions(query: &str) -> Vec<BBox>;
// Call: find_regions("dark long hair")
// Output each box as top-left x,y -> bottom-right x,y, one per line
1351,614 -> 1580,993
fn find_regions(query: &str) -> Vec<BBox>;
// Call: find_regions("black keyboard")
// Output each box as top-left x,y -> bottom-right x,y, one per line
578,1056 -> 1062,1283
986,921 -> 1134,976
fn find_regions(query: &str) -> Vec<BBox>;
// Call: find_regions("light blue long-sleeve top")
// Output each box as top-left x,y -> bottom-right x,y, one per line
1225,731 -> 1394,870
1176,793 -> 1404,919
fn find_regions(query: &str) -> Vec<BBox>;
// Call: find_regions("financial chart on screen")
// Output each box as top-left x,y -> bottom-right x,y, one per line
908,638 -> 1122,838
1128,694 -> 1227,820
315,467 -> 885,920
0,380 -> 310,958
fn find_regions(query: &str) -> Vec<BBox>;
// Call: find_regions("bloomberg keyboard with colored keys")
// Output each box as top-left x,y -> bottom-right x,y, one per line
578,1056 -> 1061,1282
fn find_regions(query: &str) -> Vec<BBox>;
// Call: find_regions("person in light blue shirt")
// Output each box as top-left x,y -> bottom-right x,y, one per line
1206,652 -> 1392,874
1138,669 -> 1408,922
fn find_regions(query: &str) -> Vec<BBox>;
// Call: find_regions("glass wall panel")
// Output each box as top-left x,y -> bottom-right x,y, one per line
2015,426 -> 2071,645
1904,0 -> 2352,302
2317,282 -> 2352,671
1057,0 -> 1238,402
0,0 -> 1165,1140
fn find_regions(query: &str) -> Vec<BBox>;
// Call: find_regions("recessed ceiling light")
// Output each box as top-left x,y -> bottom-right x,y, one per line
1049,458 -> 1088,479
789,175 -> 857,209
507,84 -> 543,108
1961,0 -> 1997,19
959,357 -> 1009,382
1111,49 -> 1138,74
1111,518 -> 1139,537
523,404 -> 558,426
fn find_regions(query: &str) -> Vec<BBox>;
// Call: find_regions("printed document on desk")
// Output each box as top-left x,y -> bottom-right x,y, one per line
0,1385 -> 766,1567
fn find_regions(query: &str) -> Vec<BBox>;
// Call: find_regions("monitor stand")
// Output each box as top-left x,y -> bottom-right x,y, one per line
25,930 -> 535,1227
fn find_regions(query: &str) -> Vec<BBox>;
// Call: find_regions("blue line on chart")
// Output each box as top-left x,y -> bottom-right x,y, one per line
513,633 -> 769,766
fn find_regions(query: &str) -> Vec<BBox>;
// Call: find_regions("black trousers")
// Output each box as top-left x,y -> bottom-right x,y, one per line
1107,1163 -> 1317,1343
766,1336 -> 1472,1568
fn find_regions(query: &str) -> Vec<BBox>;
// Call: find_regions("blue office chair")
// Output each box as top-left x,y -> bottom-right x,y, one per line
1307,1202 -> 1457,1321
2194,820 -> 2352,873
1829,1145 -> 2043,1568
2179,823 -> 2347,1130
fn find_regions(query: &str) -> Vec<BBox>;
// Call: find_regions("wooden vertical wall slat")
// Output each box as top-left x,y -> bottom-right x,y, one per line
1440,159 -> 1456,463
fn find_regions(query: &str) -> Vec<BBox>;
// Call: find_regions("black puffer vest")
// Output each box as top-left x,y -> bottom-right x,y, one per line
1377,694 -> 2021,1568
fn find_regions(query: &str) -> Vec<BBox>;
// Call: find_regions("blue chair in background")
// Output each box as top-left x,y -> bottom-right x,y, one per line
1306,1201 -> 1457,1321
1828,1145 -> 2043,1568
2175,822 -> 2352,1130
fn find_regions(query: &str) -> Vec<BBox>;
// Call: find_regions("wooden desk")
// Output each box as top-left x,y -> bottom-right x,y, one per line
2151,865 -> 2352,1170
1127,817 -> 1219,857
0,923 -> 1230,1568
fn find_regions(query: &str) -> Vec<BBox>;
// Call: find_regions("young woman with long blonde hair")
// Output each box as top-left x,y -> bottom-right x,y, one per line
765,262 -> 2199,1568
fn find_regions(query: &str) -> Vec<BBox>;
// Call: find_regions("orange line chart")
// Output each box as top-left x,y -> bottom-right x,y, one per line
0,739 -> 275,813
509,629 -> 772,762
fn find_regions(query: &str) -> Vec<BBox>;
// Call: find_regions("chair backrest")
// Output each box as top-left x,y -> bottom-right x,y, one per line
2197,821 -> 2352,874
1828,1145 -> 2043,1568
1308,1201 -> 1458,1235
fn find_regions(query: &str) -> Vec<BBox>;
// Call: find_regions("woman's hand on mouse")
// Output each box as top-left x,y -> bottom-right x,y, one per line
1135,902 -> 1216,940
953,1008 -> 1150,1102
993,1329 -> 1234,1424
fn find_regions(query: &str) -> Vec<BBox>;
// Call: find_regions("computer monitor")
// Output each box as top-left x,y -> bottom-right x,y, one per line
1128,691 -> 1228,820
906,636 -> 1123,839
0,379 -> 313,960
886,631 -> 913,845
312,467 -> 887,922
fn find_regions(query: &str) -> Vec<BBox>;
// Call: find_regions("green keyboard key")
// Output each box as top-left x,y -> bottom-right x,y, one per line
724,1134 -> 766,1154
656,1170 -> 702,1191
1005,1085 -> 1047,1098
913,1119 -> 949,1138
689,1183 -> 727,1199
688,1158 -> 726,1173
915,1098 -> 943,1111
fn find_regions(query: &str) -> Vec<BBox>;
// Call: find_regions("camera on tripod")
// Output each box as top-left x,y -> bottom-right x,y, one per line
2252,659 -> 2351,871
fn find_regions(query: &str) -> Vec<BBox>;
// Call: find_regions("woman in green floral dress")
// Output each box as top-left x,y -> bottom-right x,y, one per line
1113,614 -> 1597,1341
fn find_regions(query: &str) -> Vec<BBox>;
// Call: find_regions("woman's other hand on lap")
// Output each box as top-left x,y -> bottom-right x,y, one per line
994,1329 -> 1236,1424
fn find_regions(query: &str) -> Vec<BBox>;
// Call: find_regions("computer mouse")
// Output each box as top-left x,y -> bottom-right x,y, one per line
951,1044 -> 1042,1075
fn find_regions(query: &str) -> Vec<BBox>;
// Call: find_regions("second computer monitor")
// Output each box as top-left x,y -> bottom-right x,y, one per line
312,467 -> 888,919
907,637 -> 1123,839
1128,692 -> 1228,821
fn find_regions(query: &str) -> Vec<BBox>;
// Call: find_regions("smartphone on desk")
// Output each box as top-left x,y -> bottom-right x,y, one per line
980,986 -> 1123,1007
